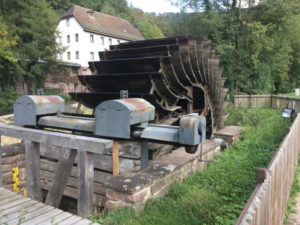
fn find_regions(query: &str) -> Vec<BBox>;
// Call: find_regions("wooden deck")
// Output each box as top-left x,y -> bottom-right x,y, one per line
0,188 -> 99,225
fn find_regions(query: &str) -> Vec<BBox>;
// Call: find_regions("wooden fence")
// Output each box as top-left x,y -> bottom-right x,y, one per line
234,95 -> 300,112
0,124 -> 112,218
235,114 -> 300,224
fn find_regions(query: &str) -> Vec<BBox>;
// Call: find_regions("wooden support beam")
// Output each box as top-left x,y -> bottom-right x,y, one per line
25,140 -> 41,201
0,135 -> 2,187
78,151 -> 94,218
187,86 -> 193,114
0,124 -> 112,154
140,142 -> 149,169
45,148 -> 77,207
112,141 -> 119,176
76,103 -> 82,114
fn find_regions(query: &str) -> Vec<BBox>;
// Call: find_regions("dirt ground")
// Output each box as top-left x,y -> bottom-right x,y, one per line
0,114 -> 21,146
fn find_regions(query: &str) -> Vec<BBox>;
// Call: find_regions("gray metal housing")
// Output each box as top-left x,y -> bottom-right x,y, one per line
95,98 -> 155,139
14,95 -> 65,126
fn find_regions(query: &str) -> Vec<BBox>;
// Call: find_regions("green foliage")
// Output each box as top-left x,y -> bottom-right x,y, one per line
0,0 -> 61,94
225,106 -> 263,127
0,87 -> 20,116
44,88 -> 73,103
97,108 -> 291,225
284,156 -> 300,223
47,0 -> 168,39
167,0 -> 300,96
0,17 -> 18,90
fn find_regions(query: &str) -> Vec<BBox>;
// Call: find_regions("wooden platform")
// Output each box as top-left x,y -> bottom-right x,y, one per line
0,188 -> 99,225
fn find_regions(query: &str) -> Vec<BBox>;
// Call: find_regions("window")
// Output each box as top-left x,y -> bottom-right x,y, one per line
66,18 -> 70,26
101,37 -> 104,45
67,52 -> 71,60
75,34 -> 79,42
90,52 -> 94,60
123,28 -> 127,33
59,36 -> 62,44
76,51 -> 79,60
90,34 -> 94,43
109,38 -> 112,45
60,53 -> 63,60
67,35 -> 70,43
117,40 -> 121,44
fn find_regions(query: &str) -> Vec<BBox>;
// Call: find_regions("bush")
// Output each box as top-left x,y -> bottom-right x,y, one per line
0,87 -> 20,116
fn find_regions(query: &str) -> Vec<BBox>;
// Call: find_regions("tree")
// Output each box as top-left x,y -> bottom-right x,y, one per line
2,0 -> 60,94
169,0 -> 300,95
0,17 -> 17,90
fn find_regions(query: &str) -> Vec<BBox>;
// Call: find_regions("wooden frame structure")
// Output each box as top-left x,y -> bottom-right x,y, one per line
0,124 -> 112,218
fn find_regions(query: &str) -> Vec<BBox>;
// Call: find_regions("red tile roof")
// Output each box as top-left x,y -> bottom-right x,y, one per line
61,5 -> 144,41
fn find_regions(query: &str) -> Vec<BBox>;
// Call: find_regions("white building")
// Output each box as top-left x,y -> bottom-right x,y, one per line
56,5 -> 144,67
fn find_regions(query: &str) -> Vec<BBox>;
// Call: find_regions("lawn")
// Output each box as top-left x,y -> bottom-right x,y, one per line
280,92 -> 300,98
92,107 -> 292,225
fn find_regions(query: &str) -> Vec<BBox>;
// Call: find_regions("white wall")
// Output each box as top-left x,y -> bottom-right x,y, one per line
56,17 -> 128,67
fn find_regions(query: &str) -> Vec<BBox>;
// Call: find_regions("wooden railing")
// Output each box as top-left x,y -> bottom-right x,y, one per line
0,124 -> 112,218
235,114 -> 300,224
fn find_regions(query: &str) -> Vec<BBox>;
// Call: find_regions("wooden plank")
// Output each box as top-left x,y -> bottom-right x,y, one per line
78,151 -> 94,218
140,142 -> 149,169
40,144 -> 141,174
1,202 -> 45,223
0,200 -> 38,220
40,159 -> 112,182
0,194 -> 23,206
113,141 -> 119,176
0,124 -> 112,154
7,205 -> 54,225
0,191 -> 17,200
0,188 -> 15,197
40,180 -> 107,206
39,211 -> 73,225
22,208 -> 64,225
45,148 -> 77,207
57,215 -> 83,224
25,140 -> 41,201
0,196 -> 31,211
0,135 -> 2,186
40,170 -> 106,195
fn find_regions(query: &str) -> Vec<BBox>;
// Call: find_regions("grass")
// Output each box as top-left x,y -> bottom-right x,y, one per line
90,107 -> 292,225
284,156 -> 300,224
280,92 -> 300,98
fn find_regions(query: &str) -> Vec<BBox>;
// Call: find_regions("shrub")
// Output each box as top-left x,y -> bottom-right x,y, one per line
0,87 -> 20,116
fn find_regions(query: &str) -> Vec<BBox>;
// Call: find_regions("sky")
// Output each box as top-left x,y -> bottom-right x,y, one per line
127,0 -> 180,14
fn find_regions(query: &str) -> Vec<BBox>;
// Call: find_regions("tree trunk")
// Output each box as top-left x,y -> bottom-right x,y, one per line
24,75 -> 32,95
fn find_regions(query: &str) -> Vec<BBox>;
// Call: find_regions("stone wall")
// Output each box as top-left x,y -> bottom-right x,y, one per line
2,143 -> 26,194
104,140 -> 221,211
